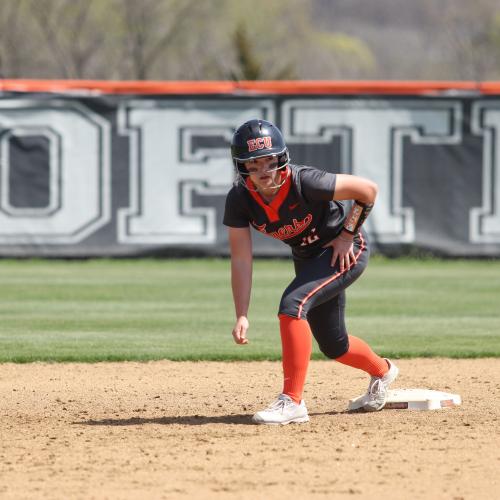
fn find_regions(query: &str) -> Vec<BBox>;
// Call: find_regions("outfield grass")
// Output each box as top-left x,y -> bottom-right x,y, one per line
0,257 -> 499,362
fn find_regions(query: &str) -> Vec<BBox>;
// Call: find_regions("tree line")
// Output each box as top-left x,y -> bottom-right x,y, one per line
1,0 -> 500,81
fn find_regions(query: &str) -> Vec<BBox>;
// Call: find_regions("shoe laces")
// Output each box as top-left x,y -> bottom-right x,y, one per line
368,378 -> 385,398
265,395 -> 293,412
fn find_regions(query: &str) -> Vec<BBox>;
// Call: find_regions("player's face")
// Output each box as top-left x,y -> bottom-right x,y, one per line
245,156 -> 280,192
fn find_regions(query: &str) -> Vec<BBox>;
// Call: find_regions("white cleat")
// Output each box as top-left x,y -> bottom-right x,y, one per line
361,359 -> 399,412
252,394 -> 309,425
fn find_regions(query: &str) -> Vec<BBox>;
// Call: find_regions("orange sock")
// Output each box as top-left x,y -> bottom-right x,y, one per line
279,314 -> 312,403
335,335 -> 389,377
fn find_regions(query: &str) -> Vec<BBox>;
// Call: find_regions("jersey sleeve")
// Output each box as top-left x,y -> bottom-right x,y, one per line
299,167 -> 337,202
223,186 -> 250,228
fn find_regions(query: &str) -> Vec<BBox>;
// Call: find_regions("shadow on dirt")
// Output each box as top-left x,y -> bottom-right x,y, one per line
74,410 -> 343,427
75,414 -> 255,426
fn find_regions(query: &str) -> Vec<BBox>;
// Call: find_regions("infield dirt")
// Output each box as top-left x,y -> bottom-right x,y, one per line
1,359 -> 498,499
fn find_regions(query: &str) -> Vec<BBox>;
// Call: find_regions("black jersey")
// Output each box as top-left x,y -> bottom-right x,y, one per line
223,164 -> 347,259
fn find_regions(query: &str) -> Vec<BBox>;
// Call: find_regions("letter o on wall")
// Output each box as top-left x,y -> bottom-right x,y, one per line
0,100 -> 111,244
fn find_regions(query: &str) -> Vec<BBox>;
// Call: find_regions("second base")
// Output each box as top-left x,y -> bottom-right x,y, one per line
348,388 -> 462,411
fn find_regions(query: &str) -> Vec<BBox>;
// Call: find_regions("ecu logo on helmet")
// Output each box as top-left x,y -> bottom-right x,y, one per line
247,136 -> 272,152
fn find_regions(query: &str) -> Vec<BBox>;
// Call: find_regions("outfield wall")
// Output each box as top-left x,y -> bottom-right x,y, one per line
1,80 -> 500,257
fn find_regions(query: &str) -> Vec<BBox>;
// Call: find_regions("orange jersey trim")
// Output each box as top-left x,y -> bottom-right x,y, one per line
246,168 -> 292,223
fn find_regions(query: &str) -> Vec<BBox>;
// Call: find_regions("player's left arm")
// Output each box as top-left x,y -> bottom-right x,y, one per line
324,174 -> 378,270
333,174 -> 378,205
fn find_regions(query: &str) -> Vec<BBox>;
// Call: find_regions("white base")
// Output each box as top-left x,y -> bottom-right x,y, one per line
348,388 -> 462,411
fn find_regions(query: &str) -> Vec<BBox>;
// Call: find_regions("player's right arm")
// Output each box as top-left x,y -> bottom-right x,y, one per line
228,226 -> 253,345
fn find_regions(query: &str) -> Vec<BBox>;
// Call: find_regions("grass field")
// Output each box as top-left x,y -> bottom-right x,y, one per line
0,257 -> 499,362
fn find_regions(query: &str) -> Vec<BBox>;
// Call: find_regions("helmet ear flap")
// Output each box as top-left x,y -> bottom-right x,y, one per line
278,149 -> 290,169
233,159 -> 248,188
233,159 -> 248,175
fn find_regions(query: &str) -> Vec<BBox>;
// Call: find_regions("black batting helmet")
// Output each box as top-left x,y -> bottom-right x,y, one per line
230,119 -> 289,176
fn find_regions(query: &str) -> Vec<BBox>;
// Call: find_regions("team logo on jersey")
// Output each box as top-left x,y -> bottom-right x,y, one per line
247,136 -> 272,152
252,213 -> 313,240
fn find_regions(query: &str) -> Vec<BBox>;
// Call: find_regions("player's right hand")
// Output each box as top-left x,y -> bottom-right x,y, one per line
232,316 -> 249,344
323,231 -> 355,272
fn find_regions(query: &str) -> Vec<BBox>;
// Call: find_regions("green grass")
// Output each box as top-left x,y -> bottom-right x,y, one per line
0,257 -> 499,362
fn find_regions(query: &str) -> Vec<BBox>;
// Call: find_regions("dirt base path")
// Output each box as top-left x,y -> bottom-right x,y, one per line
1,359 -> 499,499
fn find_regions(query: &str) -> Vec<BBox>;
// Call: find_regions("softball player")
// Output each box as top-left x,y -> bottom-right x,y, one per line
223,119 -> 398,425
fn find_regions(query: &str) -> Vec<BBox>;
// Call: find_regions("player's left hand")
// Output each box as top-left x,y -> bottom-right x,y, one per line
323,232 -> 355,271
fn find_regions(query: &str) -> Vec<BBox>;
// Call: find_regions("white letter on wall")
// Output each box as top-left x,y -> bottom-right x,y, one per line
0,100 -> 110,244
470,102 -> 500,243
282,100 -> 462,243
118,100 -> 274,244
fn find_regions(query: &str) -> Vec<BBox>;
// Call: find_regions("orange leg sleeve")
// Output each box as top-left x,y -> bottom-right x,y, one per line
279,314 -> 312,403
335,335 -> 389,377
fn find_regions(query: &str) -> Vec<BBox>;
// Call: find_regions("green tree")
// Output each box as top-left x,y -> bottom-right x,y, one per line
230,23 -> 296,80
0,1 -> 26,78
438,0 -> 500,80
304,30 -> 376,78
28,0 -> 107,78
486,13 -> 500,78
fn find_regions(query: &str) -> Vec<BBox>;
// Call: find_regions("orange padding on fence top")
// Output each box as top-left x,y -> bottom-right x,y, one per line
1,79 -> 500,95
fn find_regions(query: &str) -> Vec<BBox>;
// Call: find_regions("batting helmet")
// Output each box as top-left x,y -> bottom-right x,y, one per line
230,119 -> 289,177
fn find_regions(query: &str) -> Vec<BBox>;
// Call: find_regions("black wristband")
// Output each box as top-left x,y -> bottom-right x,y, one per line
343,201 -> 374,234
